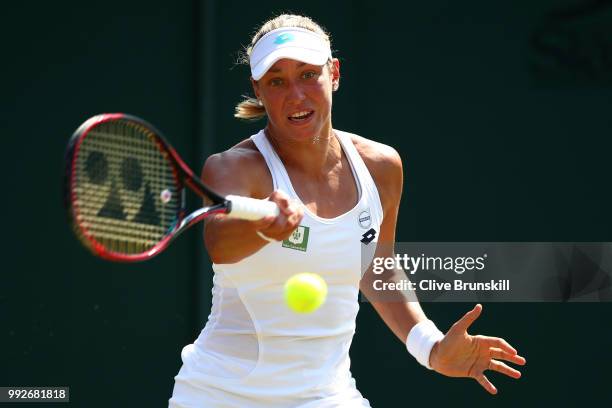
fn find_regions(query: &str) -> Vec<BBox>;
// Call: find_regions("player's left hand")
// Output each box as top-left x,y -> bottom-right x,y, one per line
429,304 -> 526,395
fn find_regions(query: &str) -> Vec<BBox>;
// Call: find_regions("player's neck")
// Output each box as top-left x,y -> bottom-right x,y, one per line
265,123 -> 341,177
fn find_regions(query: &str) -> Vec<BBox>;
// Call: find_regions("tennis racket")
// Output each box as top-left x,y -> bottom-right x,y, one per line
64,113 -> 279,262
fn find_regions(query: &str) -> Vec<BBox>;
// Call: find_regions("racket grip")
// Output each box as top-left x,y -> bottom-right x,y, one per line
226,195 -> 280,220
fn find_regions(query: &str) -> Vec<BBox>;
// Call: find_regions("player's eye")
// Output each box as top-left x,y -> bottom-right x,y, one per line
302,71 -> 317,80
269,78 -> 283,86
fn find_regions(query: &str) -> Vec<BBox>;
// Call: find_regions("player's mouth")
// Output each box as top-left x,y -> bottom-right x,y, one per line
287,110 -> 314,123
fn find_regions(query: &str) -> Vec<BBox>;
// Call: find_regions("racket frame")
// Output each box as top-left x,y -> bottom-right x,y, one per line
65,113 -> 231,262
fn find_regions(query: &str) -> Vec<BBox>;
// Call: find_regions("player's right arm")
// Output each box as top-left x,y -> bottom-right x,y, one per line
201,141 -> 303,264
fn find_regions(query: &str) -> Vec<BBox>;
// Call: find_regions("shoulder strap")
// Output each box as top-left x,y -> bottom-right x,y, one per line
335,130 -> 384,221
251,130 -> 297,193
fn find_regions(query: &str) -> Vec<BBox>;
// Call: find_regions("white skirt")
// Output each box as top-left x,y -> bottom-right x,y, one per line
168,363 -> 372,408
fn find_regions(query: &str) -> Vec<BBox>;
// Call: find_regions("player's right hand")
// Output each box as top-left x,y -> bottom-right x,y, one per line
252,190 -> 304,242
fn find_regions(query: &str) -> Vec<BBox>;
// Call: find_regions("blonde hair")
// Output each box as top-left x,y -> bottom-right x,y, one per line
234,14 -> 332,121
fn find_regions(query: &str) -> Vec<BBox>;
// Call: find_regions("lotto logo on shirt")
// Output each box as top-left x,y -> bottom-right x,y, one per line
282,226 -> 310,252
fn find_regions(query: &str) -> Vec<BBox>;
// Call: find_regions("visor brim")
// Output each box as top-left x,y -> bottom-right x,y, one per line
251,47 -> 330,80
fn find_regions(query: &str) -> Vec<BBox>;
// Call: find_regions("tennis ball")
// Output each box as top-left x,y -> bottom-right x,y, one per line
284,273 -> 328,313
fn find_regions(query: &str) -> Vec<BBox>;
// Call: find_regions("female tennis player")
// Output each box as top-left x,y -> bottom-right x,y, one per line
169,14 -> 526,407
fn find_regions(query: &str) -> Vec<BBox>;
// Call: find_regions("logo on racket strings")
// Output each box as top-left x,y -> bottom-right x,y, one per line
83,149 -> 173,227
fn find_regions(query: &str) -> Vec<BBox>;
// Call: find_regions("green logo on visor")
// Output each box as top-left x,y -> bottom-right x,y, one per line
274,33 -> 295,44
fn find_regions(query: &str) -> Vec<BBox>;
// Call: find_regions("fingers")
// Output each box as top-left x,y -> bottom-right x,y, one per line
490,348 -> 526,366
452,304 -> 482,333
479,336 -> 517,355
488,359 -> 522,379
267,190 -> 303,223
475,358 -> 522,395
250,214 -> 277,230
262,211 -> 303,240
258,190 -> 304,241
475,374 -> 497,395
268,190 -> 294,216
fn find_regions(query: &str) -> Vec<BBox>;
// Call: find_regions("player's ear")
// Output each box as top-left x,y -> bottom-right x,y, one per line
250,77 -> 261,99
330,58 -> 340,91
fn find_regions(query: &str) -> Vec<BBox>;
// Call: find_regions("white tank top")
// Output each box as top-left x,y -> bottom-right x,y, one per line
180,129 -> 383,402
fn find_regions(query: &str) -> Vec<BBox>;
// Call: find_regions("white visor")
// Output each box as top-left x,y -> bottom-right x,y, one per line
249,27 -> 332,80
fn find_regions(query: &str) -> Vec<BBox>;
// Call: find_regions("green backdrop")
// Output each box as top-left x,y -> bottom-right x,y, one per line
3,0 -> 611,406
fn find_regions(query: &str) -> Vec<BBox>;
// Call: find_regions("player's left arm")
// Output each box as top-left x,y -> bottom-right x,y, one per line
357,136 -> 526,395
356,136 -> 429,344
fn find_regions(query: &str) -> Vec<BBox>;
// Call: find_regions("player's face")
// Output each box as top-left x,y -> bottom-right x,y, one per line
252,58 -> 340,140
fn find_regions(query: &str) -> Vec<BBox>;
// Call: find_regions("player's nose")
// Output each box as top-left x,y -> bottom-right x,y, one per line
286,82 -> 306,102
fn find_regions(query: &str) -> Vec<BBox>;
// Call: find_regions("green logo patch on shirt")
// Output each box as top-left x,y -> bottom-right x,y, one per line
282,226 -> 310,252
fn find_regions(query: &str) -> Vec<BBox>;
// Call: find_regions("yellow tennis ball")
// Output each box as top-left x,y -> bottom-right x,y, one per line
284,273 -> 328,313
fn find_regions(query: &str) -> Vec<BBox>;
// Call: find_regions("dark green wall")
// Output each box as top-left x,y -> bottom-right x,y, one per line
3,0 -> 611,407
3,1 -> 199,406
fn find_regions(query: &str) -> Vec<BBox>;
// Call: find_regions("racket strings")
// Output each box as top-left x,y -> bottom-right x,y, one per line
73,119 -> 180,254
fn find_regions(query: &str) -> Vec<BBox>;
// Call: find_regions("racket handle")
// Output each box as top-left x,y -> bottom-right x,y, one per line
226,195 -> 280,220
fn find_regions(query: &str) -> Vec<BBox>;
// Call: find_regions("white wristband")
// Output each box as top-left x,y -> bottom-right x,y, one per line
255,230 -> 277,243
406,320 -> 444,370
